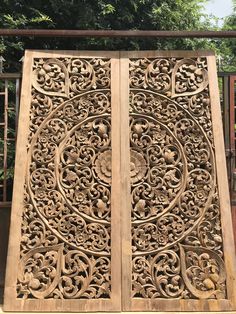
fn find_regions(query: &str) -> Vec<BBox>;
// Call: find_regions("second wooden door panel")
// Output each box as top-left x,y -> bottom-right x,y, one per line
121,52 -> 236,311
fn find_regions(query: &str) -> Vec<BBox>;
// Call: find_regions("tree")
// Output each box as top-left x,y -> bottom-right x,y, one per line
219,0 -> 236,72
0,0 -> 213,71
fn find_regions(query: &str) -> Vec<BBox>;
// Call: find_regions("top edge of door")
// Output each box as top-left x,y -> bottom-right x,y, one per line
24,49 -> 215,58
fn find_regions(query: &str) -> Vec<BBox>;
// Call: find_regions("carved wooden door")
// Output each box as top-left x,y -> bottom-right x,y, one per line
4,51 -> 121,312
120,51 -> 236,312
4,50 -> 236,313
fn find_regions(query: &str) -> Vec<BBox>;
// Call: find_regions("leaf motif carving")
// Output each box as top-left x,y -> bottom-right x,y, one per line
179,244 -> 226,299
171,58 -> 208,98
17,244 -> 63,299
33,59 -> 69,98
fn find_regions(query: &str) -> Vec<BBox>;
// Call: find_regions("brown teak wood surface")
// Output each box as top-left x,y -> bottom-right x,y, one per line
4,50 -> 236,313
4,51 -> 121,312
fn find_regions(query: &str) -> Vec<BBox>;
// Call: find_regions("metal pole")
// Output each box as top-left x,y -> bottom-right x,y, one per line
0,29 -> 236,38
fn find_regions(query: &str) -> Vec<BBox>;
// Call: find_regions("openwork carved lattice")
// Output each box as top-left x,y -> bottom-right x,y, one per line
129,57 -> 226,300
18,56 -> 112,300
4,51 -> 236,312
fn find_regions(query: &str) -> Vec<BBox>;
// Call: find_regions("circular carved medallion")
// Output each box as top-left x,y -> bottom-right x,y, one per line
130,150 -> 147,184
94,150 -> 112,184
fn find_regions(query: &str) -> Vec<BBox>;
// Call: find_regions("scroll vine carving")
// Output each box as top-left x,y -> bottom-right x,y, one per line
130,57 -> 226,300
10,54 -> 229,306
17,57 -> 112,299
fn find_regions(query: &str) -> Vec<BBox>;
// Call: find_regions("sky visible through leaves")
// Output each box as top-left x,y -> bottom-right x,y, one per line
203,0 -> 233,25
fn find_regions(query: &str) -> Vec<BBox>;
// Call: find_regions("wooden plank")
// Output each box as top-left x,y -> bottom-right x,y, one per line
229,76 -> 236,201
222,76 -> 231,188
222,76 -> 230,151
208,55 -> 236,308
120,55 -> 132,311
4,51 -> 33,311
4,50 -> 121,312
2,307 -> 236,314
110,55 -> 121,311
232,205 -> 236,250
0,73 -> 21,79
229,76 -> 236,170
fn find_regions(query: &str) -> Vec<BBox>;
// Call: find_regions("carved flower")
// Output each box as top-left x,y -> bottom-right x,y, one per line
94,150 -> 111,184
155,191 -> 169,205
164,149 -> 176,163
130,150 -> 147,184
153,130 -> 167,143
195,189 -> 208,201
74,190 -> 86,203
65,150 -> 80,164
38,130 -> 50,143
64,169 -> 78,184
134,199 -> 146,218
35,187 -> 46,199
96,199 -> 109,218
133,257 -> 149,273
75,233 -> 88,244
154,232 -> 168,247
171,220 -> 184,234
186,252 -> 222,293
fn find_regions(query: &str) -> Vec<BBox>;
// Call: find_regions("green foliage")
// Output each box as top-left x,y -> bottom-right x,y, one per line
219,0 -> 236,72
0,0 -> 54,69
0,80 -> 17,184
0,0 -> 219,71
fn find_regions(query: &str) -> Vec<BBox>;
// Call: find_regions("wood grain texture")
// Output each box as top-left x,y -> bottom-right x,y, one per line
121,50 -> 236,312
4,50 -> 236,313
120,56 -> 132,311
4,50 -> 121,312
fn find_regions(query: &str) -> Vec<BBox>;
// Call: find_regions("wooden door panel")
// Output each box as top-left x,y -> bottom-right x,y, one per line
4,51 -> 121,312
121,51 -> 236,312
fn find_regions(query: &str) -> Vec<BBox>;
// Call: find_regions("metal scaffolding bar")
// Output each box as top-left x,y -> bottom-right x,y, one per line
0,29 -> 236,38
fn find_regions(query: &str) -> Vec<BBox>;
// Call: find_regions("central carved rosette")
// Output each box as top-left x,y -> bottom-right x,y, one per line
93,149 -> 148,185
94,150 -> 112,184
130,150 -> 147,184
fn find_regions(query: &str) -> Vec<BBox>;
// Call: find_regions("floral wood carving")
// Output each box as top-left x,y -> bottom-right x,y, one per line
7,53 -> 232,311
17,57 -> 112,299
129,57 -> 226,299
